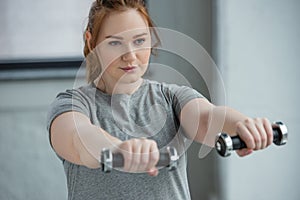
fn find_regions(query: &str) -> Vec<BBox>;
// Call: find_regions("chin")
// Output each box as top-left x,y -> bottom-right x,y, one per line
121,72 -> 145,83
116,74 -> 138,84
126,77 -> 142,84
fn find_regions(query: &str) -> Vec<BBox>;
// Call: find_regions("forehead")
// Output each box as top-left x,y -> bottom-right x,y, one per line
100,9 -> 150,38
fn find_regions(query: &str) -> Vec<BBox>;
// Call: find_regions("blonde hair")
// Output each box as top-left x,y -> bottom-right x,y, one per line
83,0 -> 160,83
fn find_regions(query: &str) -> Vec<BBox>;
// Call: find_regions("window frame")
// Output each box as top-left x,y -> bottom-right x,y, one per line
0,57 -> 84,80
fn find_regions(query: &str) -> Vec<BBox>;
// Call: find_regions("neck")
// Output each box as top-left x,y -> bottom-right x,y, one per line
95,78 -> 143,95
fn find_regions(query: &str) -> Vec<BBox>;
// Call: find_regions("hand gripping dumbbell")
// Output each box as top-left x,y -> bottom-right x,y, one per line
101,146 -> 179,173
215,121 -> 288,157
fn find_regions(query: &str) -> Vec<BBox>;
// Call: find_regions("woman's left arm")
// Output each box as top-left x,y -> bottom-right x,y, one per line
180,98 -> 274,156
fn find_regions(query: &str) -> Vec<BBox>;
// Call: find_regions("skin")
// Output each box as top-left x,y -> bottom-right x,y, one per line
87,9 -> 152,95
50,9 -> 274,177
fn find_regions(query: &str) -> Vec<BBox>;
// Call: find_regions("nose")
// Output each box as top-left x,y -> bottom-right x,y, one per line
122,45 -> 137,62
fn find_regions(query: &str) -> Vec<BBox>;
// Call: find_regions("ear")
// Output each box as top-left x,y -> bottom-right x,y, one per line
85,30 -> 93,52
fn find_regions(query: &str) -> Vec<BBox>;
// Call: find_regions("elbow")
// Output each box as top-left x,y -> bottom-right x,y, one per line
78,155 -> 100,169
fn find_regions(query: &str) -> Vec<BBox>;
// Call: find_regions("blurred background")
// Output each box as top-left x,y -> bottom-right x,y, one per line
0,0 -> 299,199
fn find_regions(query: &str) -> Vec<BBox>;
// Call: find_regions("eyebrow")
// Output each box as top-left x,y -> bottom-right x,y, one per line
105,32 -> 148,40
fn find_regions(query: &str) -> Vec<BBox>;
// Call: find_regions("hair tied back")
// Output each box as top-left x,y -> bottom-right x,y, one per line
96,0 -> 146,7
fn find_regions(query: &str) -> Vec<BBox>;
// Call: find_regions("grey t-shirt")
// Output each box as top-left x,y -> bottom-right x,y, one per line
47,79 -> 203,200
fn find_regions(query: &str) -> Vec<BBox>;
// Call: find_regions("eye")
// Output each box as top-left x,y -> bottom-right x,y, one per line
108,41 -> 122,46
133,38 -> 146,46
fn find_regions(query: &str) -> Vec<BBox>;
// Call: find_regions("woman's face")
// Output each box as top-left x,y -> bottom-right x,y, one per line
95,9 -> 152,86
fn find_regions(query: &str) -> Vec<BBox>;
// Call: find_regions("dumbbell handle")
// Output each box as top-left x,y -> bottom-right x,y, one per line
112,152 -> 170,167
101,146 -> 178,173
231,127 -> 283,149
216,121 -> 288,157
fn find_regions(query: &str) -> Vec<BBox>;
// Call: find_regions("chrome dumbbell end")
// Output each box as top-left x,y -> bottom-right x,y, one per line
166,146 -> 179,171
101,148 -> 113,173
215,133 -> 233,157
272,121 -> 288,146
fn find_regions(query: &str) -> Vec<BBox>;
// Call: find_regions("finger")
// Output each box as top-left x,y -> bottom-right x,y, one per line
263,118 -> 273,146
120,142 -> 132,172
129,139 -> 142,173
148,141 -> 159,170
254,118 -> 267,149
139,141 -> 151,172
236,121 -> 255,149
244,119 -> 262,150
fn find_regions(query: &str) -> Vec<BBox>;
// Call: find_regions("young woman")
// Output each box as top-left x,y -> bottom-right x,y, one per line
47,0 -> 274,199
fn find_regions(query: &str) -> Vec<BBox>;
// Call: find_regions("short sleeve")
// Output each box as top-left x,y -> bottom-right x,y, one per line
163,83 -> 204,117
46,89 -> 91,148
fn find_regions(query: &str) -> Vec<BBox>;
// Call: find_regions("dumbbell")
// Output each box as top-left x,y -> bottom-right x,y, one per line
101,146 -> 179,173
215,121 -> 288,157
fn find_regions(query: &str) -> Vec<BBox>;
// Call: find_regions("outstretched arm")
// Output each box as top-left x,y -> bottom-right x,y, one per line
50,111 -> 122,168
50,111 -> 160,175
180,98 -> 273,156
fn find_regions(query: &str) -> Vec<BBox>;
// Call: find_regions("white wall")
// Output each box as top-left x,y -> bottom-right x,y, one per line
214,0 -> 300,199
0,79 -> 75,199
0,0 -> 93,60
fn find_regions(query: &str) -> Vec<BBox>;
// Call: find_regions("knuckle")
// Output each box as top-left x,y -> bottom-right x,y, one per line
262,117 -> 269,124
150,140 -> 157,147
132,138 -> 139,144
244,118 -> 253,124
120,141 -> 130,150
254,117 -> 260,122
236,121 -> 243,128
236,121 -> 245,132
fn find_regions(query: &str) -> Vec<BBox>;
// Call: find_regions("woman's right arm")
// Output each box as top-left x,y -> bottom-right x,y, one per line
50,111 -> 122,168
50,111 -> 160,175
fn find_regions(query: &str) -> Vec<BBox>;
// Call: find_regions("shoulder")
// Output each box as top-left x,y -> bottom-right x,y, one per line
47,84 -> 94,129
48,84 -> 95,116
55,84 -> 95,100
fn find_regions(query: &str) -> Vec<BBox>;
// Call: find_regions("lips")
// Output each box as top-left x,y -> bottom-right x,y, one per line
120,66 -> 137,72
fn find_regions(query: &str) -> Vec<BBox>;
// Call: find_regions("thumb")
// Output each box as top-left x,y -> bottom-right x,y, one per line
147,168 -> 159,176
236,148 -> 253,157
